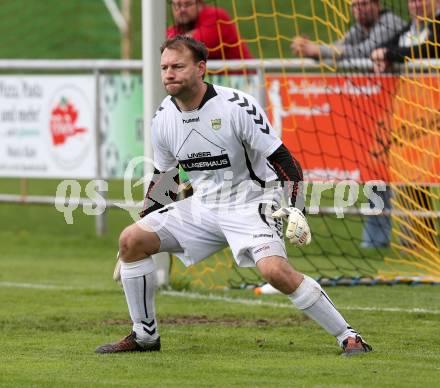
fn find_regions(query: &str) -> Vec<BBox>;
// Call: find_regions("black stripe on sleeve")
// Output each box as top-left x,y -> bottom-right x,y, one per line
242,142 -> 266,187
267,144 -> 305,211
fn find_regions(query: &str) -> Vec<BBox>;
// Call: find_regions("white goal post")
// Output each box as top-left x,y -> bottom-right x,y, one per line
142,0 -> 169,286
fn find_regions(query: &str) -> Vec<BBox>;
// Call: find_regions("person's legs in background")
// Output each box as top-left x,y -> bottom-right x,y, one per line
361,186 -> 392,248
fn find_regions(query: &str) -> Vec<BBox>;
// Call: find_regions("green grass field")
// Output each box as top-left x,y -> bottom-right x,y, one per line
1,201 -> 440,386
0,1 -> 438,385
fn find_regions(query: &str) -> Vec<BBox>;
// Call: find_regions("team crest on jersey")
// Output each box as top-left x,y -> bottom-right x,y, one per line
211,118 -> 221,130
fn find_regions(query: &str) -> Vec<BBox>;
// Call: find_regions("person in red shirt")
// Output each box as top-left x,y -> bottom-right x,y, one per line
167,0 -> 253,60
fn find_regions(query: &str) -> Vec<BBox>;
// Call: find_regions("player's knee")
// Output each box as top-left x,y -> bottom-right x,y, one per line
119,227 -> 135,258
119,226 -> 150,260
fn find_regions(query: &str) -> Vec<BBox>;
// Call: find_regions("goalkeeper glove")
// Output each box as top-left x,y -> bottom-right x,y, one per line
272,207 -> 312,246
113,255 -> 122,284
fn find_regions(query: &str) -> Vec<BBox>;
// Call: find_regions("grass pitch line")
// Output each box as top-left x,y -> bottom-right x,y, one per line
1,281 -> 439,315
162,290 -> 440,315
0,281 -> 76,290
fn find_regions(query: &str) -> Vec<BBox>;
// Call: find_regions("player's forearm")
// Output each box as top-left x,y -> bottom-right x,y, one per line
267,144 -> 305,211
139,166 -> 179,218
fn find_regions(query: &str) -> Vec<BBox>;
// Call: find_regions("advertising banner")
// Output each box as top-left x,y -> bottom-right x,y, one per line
265,74 -> 440,184
265,74 -> 398,182
0,76 -> 96,178
3,73 -> 437,184
100,74 -> 144,179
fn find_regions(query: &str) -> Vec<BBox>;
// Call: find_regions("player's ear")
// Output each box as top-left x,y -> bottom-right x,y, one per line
197,60 -> 207,79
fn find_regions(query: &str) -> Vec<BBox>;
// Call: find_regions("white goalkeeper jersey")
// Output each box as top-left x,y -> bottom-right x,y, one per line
151,83 -> 283,207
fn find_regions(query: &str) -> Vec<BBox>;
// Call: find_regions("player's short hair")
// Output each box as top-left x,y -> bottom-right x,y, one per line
160,35 -> 208,63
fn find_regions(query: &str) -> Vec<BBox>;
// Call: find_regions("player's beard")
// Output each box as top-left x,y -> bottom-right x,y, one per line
165,75 -> 198,100
358,15 -> 375,30
175,19 -> 197,33
165,82 -> 184,97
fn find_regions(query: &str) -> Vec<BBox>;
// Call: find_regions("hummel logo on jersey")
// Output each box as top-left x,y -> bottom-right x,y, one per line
182,117 -> 200,124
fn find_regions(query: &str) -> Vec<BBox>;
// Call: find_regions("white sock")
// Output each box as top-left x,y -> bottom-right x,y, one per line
120,257 -> 159,343
289,275 -> 357,346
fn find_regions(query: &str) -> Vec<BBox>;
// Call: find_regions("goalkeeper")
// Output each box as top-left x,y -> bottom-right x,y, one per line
96,36 -> 372,357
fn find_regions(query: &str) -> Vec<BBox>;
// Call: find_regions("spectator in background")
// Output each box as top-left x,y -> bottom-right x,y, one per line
167,0 -> 252,60
371,0 -> 440,72
291,0 -> 404,60
371,0 -> 440,251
